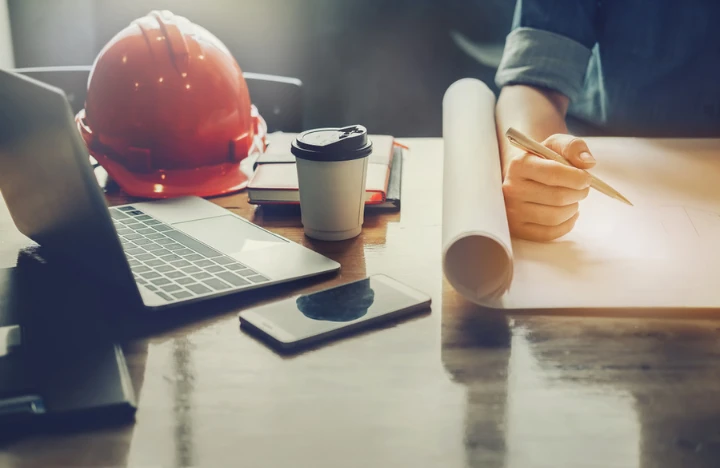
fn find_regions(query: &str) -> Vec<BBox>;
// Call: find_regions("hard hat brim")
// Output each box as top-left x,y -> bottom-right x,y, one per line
94,151 -> 251,199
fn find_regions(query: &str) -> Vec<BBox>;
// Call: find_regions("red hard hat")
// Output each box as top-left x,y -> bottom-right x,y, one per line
76,10 -> 266,199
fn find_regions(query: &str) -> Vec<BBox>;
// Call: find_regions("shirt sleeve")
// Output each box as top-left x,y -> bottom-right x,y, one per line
495,0 -> 599,102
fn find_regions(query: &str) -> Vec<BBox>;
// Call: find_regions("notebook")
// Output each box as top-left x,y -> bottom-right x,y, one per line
248,133 -> 401,209
442,78 -> 720,312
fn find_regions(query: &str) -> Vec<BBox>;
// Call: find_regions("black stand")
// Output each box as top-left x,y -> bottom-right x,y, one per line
0,247 -> 136,438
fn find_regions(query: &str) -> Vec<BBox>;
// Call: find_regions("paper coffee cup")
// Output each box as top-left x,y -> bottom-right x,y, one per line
291,125 -> 373,241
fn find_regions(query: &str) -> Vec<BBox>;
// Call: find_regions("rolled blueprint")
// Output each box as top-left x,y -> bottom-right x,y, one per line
441,78 -> 513,305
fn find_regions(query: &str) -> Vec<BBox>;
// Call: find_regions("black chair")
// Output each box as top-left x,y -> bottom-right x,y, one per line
12,65 -> 304,133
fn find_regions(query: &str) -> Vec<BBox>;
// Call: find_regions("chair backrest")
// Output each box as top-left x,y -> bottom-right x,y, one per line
12,66 -> 304,133
243,72 -> 303,133
13,66 -> 90,115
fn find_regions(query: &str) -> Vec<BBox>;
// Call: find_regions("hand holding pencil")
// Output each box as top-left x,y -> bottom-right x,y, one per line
506,128 -> 632,206
500,129 -> 629,242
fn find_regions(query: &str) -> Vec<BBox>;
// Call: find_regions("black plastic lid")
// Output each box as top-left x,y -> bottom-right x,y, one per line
291,125 -> 373,162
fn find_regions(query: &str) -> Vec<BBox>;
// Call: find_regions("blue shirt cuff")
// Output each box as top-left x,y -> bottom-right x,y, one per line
495,27 -> 593,102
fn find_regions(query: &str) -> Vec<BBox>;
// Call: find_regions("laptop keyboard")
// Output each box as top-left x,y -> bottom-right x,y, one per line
110,205 -> 269,303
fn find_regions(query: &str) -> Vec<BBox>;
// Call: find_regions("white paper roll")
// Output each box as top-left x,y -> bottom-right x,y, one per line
0,0 -> 13,69
441,78 -> 513,305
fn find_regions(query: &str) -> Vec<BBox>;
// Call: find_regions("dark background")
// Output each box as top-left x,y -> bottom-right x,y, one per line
7,0 -> 514,137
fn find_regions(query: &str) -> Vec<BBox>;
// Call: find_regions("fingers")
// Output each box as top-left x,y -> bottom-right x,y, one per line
506,202 -> 579,226
509,212 -> 581,243
507,153 -> 591,190
503,178 -> 590,206
543,134 -> 596,169
501,132 -> 596,242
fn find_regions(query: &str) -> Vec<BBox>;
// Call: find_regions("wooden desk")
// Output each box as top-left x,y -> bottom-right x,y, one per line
2,139 -> 720,467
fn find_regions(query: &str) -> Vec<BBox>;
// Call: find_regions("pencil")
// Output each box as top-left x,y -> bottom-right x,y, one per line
505,127 -> 633,206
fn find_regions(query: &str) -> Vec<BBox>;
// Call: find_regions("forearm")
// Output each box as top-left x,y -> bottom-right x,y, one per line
495,84 -> 570,174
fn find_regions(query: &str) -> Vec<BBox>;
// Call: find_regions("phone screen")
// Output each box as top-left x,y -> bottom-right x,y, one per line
240,275 -> 430,345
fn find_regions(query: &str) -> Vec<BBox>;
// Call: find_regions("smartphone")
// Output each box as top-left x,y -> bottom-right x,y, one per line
238,274 -> 431,351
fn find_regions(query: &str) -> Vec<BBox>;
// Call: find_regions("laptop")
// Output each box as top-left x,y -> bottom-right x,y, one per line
0,69 -> 340,311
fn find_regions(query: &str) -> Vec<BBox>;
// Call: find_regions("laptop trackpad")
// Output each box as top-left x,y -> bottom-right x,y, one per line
172,215 -> 286,256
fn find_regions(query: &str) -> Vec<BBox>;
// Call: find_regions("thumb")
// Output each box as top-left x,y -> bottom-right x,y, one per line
543,133 -> 596,170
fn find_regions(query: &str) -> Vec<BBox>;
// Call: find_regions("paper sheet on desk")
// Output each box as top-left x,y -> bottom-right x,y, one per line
441,78 -> 720,310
